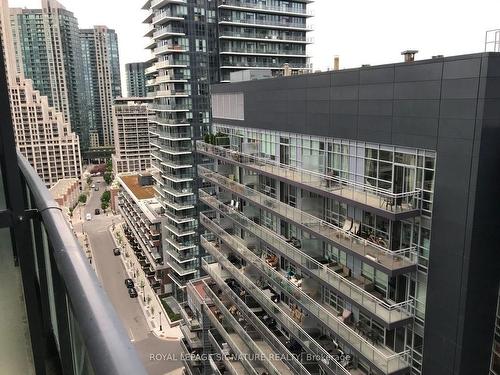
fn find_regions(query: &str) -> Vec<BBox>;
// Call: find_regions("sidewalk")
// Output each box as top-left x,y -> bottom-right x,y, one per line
67,203 -> 96,272
111,223 -> 182,341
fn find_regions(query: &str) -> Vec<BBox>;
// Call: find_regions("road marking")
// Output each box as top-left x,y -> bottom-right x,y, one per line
129,328 -> 135,342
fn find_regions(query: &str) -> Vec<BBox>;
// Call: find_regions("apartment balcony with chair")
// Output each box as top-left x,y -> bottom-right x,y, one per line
197,141 -> 421,220
200,234 -> 411,374
208,329 -> 250,375
204,258 -> 320,375
198,191 -> 415,326
201,256 -> 354,375
202,278 -> 296,375
208,228 -> 411,372
198,165 -> 417,275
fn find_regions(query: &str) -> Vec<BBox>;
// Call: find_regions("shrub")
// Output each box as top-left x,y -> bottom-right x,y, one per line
160,299 -> 181,322
78,194 -> 87,204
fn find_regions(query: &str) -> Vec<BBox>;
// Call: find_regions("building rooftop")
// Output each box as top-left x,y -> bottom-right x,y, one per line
120,175 -> 155,200
49,178 -> 79,200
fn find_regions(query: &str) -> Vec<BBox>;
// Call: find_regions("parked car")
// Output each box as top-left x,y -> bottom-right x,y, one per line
91,184 -> 95,188
85,213 -> 91,221
128,287 -> 138,298
94,186 -> 99,191
124,278 -> 134,288
112,247 -> 121,256
94,208 -> 100,215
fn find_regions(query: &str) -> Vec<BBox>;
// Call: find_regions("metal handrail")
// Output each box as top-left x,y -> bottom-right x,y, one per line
199,190 -> 414,316
17,152 -> 147,375
199,213 -> 409,364
197,141 -> 421,203
198,165 -> 416,261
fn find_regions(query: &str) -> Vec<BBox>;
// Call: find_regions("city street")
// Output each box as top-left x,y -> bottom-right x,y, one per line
78,177 -> 183,375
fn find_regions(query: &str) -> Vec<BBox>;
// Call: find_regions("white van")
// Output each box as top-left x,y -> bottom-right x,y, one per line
86,213 -> 92,221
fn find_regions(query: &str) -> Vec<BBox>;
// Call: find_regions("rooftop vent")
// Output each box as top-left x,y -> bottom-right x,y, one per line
401,50 -> 418,63
333,56 -> 340,71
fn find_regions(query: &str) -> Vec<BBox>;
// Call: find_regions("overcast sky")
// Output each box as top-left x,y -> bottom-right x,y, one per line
9,0 -> 500,92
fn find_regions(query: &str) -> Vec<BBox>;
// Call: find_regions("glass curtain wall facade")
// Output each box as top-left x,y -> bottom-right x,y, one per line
192,123 -> 435,374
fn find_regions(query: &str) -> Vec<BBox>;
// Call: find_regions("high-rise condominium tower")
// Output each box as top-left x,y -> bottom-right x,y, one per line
10,0 -> 88,149
141,0 -> 312,302
80,26 -> 122,149
125,62 -> 148,97
0,0 -> 81,187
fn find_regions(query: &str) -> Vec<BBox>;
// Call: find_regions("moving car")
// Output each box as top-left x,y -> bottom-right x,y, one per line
85,213 -> 91,221
94,208 -> 100,215
112,247 -> 121,256
124,278 -> 134,288
128,287 -> 138,298
91,184 -> 95,188
94,186 -> 99,191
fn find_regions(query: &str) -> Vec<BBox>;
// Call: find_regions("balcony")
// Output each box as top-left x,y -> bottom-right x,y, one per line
150,102 -> 191,112
202,278 -> 295,375
219,0 -> 314,17
219,30 -> 313,44
208,330 -> 247,375
151,0 -> 186,9
197,141 -> 421,220
219,16 -> 313,31
179,302 -> 201,330
204,257 -> 317,375
219,60 -> 312,70
198,165 -> 417,275
180,323 -> 203,349
199,192 -> 414,328
219,46 -> 307,58
203,296 -> 265,375
201,257 -> 352,375
201,242 -> 410,375
201,215 -> 412,373
0,152 -> 147,375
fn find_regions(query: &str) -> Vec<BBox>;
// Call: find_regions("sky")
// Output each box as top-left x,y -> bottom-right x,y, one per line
8,0 -> 500,92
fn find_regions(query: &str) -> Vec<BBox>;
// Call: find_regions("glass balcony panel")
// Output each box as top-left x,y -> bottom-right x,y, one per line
196,142 -> 421,217
198,188 -> 414,325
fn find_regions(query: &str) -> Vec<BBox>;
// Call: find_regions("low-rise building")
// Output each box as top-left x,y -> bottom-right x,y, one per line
50,178 -> 80,208
117,173 -> 170,294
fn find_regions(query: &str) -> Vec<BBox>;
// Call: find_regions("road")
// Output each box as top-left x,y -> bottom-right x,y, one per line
80,177 -> 184,375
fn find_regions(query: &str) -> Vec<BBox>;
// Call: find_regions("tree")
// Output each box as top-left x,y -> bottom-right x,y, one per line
86,176 -> 92,186
104,171 -> 113,185
105,159 -> 112,172
100,190 -> 111,211
78,194 -> 87,204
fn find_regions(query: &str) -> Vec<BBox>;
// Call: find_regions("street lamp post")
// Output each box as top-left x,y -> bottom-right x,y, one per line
159,311 -> 162,331
142,284 -> 145,303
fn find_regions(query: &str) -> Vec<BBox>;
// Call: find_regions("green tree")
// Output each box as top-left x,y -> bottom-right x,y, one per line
101,190 -> 111,204
104,171 -> 113,185
105,159 -> 112,172
78,194 -> 87,204
86,176 -> 92,186
101,201 -> 109,211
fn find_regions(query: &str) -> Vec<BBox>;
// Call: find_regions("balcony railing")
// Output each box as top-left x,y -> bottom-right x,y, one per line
219,0 -> 313,16
219,16 -> 312,30
208,330 -> 247,375
203,298 -> 261,375
203,279 -> 291,375
220,46 -> 307,56
201,240 -> 410,375
198,190 -> 414,326
198,165 -> 417,273
205,255 -> 314,375
219,30 -> 313,43
197,141 -> 421,218
219,60 -> 311,69
201,256 -> 351,375
200,213 -> 410,374
11,152 -> 147,375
